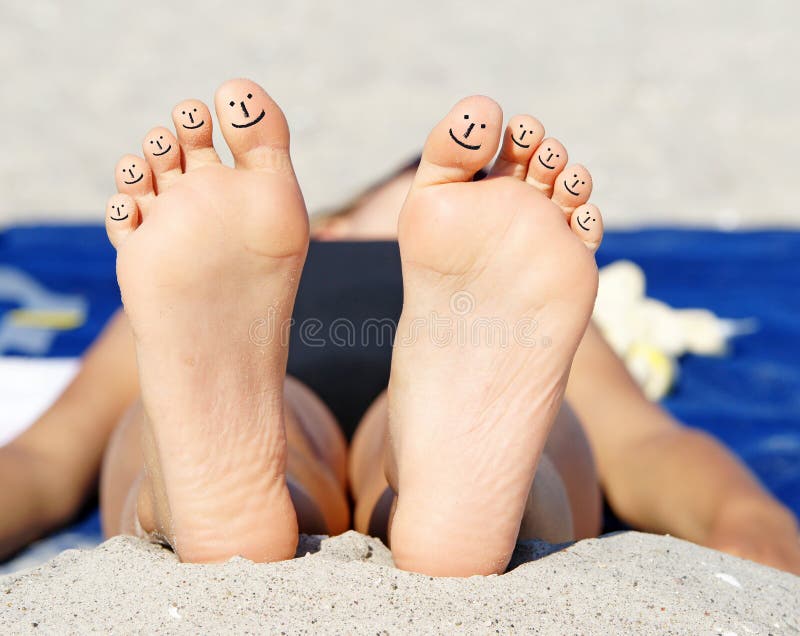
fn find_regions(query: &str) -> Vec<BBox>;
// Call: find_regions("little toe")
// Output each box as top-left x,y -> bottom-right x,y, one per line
552,163 -> 593,217
214,79 -> 292,172
526,137 -> 568,194
142,127 -> 181,192
171,99 -> 220,171
115,154 -> 155,209
569,203 -> 604,253
490,114 -> 544,179
105,194 -> 139,249
412,95 -> 503,189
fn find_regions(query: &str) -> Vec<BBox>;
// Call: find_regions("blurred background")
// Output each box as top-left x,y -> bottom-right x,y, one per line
1,0 -> 798,228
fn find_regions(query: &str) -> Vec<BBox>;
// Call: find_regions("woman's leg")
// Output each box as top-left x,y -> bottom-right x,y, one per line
0,309 -> 137,559
102,376 -> 349,542
350,390 -> 600,548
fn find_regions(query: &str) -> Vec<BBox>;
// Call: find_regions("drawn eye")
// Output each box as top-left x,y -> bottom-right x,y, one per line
121,204 -> 125,208
149,140 -> 154,144
464,114 -> 469,119
229,101 -> 235,107
480,124 -> 486,129
581,181 -> 585,185
556,154 -> 560,157
547,147 -> 551,151
247,93 -> 253,99
159,135 -> 163,139
181,110 -> 186,115
519,124 -> 523,128
193,108 -> 197,112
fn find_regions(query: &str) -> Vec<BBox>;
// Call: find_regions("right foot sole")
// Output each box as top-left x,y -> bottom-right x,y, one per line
107,79 -> 308,563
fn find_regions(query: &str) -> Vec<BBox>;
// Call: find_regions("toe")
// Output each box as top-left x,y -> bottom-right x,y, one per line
214,79 -> 292,172
526,137 -> 568,194
490,114 -> 544,179
105,194 -> 139,249
115,154 -> 155,210
552,163 -> 593,216
412,95 -> 503,189
171,99 -> 220,171
142,127 -> 181,192
569,203 -> 603,253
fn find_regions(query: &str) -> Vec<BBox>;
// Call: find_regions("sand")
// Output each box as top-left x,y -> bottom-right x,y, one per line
1,530 -> 797,634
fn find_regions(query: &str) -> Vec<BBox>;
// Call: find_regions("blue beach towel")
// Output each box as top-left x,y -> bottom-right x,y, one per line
0,225 -> 798,573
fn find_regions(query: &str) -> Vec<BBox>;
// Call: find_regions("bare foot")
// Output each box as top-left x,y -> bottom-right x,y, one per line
105,79 -> 308,563
387,96 -> 604,576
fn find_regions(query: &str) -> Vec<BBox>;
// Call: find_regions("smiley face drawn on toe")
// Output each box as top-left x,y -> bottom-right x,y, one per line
537,146 -> 560,169
179,106 -> 205,130
511,123 -> 537,149
122,163 -> 143,185
148,134 -> 172,157
109,203 -> 129,221
449,114 -> 487,150
564,173 -> 586,197
576,210 -> 595,231
228,93 -> 266,129
571,204 -> 603,244
557,165 -> 592,201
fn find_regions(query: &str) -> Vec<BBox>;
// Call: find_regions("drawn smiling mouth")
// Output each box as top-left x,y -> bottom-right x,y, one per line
511,136 -> 530,149
564,180 -> 580,196
232,110 -> 266,129
110,213 -> 129,221
448,128 -> 482,150
124,174 -> 143,185
576,216 -> 590,231
182,121 -> 204,129
538,155 -> 555,169
152,145 -> 172,156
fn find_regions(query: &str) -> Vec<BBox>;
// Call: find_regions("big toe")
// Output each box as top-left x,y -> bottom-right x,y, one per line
413,95 -> 503,189
214,79 -> 291,171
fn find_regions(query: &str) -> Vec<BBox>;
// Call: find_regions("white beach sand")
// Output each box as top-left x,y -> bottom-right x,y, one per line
1,531 -> 797,634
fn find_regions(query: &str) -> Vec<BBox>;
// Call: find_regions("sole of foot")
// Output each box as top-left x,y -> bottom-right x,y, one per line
105,79 -> 308,563
386,96 -> 604,576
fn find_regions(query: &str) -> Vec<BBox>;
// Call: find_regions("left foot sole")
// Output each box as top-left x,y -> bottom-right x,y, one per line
106,79 -> 308,563
387,96 -> 604,576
